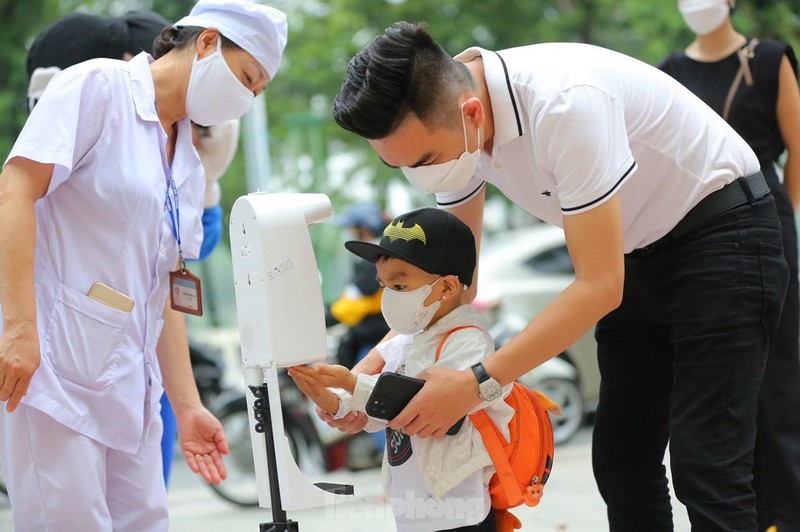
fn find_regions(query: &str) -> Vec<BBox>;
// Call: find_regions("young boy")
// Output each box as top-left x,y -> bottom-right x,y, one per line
289,207 -> 513,532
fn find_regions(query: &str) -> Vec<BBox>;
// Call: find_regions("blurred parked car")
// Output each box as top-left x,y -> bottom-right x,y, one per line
476,223 -> 601,444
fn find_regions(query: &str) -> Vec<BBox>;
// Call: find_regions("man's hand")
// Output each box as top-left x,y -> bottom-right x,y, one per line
0,322 -> 41,412
176,405 -> 229,485
389,366 -> 481,439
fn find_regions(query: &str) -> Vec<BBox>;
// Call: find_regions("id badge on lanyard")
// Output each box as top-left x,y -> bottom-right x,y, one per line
165,175 -> 204,316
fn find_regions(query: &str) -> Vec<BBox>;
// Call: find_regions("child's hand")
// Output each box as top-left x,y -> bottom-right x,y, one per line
290,364 -> 357,393
313,364 -> 358,393
287,366 -> 339,414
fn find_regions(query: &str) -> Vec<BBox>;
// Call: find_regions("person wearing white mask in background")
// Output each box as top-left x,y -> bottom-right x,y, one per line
659,3 -> 800,530
328,21 -> 790,531
0,0 -> 287,530
193,119 -> 241,259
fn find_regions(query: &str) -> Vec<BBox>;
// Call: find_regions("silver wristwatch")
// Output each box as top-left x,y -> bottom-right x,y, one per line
471,362 -> 502,402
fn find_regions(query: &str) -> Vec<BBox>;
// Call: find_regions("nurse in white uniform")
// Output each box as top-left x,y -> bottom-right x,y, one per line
0,1 -> 287,530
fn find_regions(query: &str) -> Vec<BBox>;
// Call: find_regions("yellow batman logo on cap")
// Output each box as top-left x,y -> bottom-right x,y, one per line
384,220 -> 426,244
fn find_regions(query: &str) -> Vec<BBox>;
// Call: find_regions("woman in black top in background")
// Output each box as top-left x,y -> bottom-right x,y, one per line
660,1 -> 800,530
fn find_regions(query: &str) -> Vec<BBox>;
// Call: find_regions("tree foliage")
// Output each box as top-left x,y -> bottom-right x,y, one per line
1,0 -> 797,311
1,0 -> 798,211
266,0 -> 798,201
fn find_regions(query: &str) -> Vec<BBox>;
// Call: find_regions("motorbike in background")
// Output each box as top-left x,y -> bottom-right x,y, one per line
0,307 -> 588,503
198,327 -> 379,508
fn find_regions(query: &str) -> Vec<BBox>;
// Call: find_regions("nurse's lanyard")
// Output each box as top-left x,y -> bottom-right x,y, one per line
166,172 -> 204,316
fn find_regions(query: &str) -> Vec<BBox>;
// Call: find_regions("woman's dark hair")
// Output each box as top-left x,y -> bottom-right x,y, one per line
333,21 -> 474,140
152,25 -> 240,59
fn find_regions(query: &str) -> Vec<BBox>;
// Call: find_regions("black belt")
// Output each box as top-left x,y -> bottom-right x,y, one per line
629,171 -> 770,257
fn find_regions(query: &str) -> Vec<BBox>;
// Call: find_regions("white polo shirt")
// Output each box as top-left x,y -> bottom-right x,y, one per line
435,44 -> 760,252
1,53 -> 204,453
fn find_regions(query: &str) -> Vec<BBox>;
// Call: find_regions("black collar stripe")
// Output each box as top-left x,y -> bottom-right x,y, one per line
436,182 -> 486,207
561,161 -> 636,213
495,52 -> 523,138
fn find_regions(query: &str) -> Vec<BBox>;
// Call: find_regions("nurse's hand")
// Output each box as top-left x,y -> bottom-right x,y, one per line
0,322 -> 41,413
177,405 -> 229,484
389,366 -> 480,439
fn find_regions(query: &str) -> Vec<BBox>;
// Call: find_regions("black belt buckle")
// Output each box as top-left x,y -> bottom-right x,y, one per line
737,172 -> 769,206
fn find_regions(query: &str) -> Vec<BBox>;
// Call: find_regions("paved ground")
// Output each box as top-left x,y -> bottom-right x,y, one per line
0,426 -> 691,531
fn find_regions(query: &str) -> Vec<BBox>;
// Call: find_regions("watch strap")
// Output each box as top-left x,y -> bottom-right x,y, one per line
471,362 -> 490,384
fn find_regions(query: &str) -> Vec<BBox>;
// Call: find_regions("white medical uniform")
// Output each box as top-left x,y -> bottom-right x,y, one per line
435,44 -> 760,253
0,52 -> 204,531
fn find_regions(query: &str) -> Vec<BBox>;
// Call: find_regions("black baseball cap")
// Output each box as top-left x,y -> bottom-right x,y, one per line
345,207 -> 476,286
119,10 -> 170,56
26,13 -> 128,79
26,10 -> 169,80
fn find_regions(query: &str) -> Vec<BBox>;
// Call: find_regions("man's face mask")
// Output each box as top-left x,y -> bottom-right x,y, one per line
679,0 -> 730,36
401,102 -> 482,194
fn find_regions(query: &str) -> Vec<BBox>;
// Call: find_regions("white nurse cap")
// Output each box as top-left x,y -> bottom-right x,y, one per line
174,0 -> 287,80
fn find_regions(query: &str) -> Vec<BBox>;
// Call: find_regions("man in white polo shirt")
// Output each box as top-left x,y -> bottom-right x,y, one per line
329,21 -> 789,531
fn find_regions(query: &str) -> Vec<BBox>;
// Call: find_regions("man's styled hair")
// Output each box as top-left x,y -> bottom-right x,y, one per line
333,21 -> 474,139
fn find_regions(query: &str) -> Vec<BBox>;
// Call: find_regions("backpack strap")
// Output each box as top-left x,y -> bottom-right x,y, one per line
723,38 -> 760,122
372,325 -> 487,373
434,325 -> 484,362
471,407 -> 527,507
435,327 -> 531,508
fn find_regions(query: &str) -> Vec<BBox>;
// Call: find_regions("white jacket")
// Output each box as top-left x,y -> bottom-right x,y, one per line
335,304 -> 514,498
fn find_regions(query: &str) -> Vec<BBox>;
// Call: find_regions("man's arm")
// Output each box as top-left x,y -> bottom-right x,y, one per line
776,55 -> 800,210
0,158 -> 52,412
157,298 -> 228,484
393,196 -> 625,438
482,195 -> 624,384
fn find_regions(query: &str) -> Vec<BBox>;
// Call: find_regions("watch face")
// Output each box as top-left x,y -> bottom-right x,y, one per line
481,380 -> 503,402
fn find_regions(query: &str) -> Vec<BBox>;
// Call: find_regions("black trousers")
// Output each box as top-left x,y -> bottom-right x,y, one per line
592,194 -> 789,532
753,165 -> 800,531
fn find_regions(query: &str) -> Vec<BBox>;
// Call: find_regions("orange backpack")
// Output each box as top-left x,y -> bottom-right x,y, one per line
435,326 -> 559,532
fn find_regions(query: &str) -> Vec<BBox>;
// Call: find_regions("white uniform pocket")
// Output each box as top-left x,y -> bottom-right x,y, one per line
44,283 -> 131,389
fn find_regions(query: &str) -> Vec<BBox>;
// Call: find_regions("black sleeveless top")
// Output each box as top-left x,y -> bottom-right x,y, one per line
658,39 -> 798,166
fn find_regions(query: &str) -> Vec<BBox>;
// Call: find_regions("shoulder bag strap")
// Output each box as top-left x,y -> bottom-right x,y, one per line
723,38 -> 760,121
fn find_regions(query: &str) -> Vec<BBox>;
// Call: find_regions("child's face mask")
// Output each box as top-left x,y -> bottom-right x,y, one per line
381,277 -> 444,334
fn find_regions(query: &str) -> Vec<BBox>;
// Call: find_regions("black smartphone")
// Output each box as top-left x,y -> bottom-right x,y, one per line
366,372 -> 465,436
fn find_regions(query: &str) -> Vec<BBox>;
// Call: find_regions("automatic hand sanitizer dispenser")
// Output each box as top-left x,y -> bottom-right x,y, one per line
231,192 -> 329,368
229,192 -> 355,531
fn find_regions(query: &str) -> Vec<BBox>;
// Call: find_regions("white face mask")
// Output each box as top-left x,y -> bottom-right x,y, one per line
401,103 -> 482,194
185,39 -> 254,127
381,277 -> 444,335
679,0 -> 730,36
